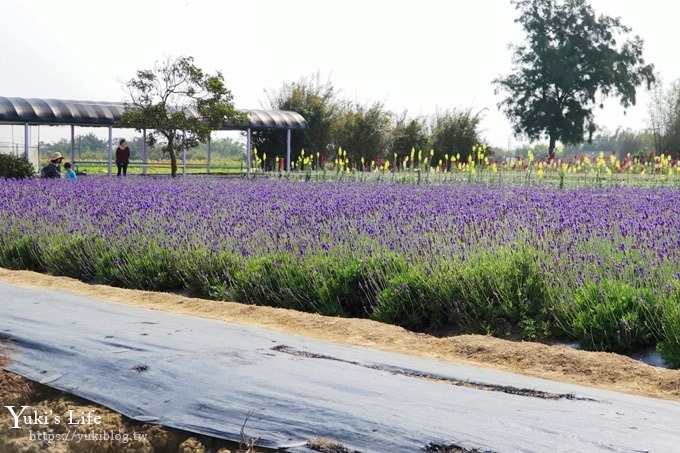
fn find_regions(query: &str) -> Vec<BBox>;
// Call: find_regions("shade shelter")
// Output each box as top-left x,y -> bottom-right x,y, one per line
0,96 -> 307,175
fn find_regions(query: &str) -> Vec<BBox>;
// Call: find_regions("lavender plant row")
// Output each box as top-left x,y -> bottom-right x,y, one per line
0,177 -> 678,366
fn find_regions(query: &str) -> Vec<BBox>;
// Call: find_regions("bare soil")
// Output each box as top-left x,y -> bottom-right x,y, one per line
1,267 -> 680,452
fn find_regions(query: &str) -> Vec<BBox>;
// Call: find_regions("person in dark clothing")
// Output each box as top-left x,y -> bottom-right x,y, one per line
115,139 -> 130,176
40,152 -> 64,178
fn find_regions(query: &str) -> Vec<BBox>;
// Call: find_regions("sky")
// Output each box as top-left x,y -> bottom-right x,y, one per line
2,0 -> 680,148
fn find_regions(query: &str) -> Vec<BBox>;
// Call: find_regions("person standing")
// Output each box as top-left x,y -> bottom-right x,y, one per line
115,139 -> 130,176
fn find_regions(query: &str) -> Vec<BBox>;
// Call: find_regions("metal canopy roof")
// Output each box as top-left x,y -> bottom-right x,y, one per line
0,96 -> 307,130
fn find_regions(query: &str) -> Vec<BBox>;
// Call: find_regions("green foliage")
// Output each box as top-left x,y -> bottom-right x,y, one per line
0,235 -> 42,270
649,79 -> 680,158
230,256 -> 325,313
389,113 -> 429,157
560,128 -> 654,158
458,249 -> 548,337
257,72 -> 340,162
0,153 -> 35,178
120,55 -> 246,177
373,249 -> 550,339
40,133 -> 108,160
314,261 -> 371,317
179,252 -> 395,318
655,290 -> 680,367
253,73 -> 486,167
430,109 -> 484,164
194,138 -> 244,159
2,225 -> 679,364
333,101 -> 393,162
555,280 -> 657,353
373,266 -> 451,331
38,237 -> 94,280
495,0 -> 655,157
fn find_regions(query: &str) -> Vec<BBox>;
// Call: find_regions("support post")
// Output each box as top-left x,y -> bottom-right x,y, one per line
206,135 -> 211,174
286,128 -> 291,172
70,125 -> 75,164
108,126 -> 113,176
182,130 -> 187,176
24,123 -> 29,161
142,129 -> 147,176
246,128 -> 252,175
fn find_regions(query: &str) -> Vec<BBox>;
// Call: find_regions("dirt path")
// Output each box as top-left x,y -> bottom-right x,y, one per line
1,267 -> 679,402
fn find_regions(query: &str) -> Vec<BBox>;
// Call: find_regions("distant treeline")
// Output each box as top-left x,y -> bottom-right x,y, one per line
39,134 -> 245,161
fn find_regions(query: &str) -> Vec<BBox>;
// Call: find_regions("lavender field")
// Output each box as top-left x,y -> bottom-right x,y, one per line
1,177 -> 679,366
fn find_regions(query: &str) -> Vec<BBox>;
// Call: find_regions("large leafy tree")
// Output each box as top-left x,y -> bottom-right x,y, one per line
430,109 -> 484,164
120,56 -> 245,177
253,72 -> 340,163
333,101 -> 392,163
495,0 -> 655,158
389,112 -> 429,157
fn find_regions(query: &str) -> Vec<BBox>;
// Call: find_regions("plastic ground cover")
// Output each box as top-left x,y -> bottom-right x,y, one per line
1,280 -> 680,452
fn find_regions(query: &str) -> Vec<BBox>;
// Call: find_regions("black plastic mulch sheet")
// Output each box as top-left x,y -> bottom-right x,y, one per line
1,281 -> 680,452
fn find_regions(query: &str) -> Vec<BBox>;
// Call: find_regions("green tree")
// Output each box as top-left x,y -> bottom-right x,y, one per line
40,133 -> 108,160
560,127 -> 652,157
495,0 -> 655,158
39,139 -> 68,160
614,128 -> 653,158
120,56 -> 245,177
333,101 -> 392,164
649,79 -> 680,157
78,133 -> 107,155
255,73 -> 340,163
389,112 -> 429,158
430,109 -> 484,164
185,137 -> 245,161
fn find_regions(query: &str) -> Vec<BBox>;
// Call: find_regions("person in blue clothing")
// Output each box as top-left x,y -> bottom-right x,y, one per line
64,162 -> 77,180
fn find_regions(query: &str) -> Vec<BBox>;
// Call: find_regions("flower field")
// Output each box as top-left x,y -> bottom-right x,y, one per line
1,177 -> 679,366
280,147 -> 680,189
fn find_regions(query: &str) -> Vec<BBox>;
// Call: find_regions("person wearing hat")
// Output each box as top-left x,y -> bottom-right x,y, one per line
40,152 -> 65,179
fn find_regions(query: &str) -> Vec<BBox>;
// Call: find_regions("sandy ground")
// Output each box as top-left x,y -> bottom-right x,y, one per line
1,268 -> 679,403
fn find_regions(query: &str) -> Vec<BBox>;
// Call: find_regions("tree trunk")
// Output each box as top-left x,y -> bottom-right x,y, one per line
548,134 -> 557,161
170,151 -> 177,178
168,137 -> 177,178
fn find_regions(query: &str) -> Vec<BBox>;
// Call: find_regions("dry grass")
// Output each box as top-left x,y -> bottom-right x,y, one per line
306,437 -> 358,453
0,343 -> 37,406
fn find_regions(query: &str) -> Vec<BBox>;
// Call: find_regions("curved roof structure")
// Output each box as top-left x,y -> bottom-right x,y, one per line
0,96 -> 307,130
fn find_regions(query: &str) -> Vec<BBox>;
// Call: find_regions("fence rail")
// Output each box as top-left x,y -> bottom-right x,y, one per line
72,160 -> 244,174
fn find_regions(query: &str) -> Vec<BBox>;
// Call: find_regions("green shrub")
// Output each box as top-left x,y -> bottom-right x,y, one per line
556,280 -> 657,353
456,249 -> 549,338
227,256 -> 321,312
373,266 -> 445,330
178,249 -> 239,300
39,236 -> 94,280
656,294 -> 680,368
75,245 -> 183,291
321,255 -> 405,318
0,235 -> 43,271
373,248 -> 551,338
0,154 -> 35,178
311,259 -> 370,317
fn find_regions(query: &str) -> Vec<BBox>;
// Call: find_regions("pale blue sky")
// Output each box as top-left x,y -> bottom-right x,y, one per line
2,0 -> 679,148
